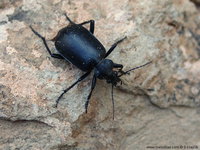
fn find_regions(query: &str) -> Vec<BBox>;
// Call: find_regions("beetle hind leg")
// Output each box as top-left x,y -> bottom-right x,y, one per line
30,26 -> 64,59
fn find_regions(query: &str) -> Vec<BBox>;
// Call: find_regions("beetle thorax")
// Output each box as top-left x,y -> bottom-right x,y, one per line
94,59 -> 121,85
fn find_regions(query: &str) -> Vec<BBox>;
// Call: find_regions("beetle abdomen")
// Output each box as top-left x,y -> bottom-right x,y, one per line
55,25 -> 106,71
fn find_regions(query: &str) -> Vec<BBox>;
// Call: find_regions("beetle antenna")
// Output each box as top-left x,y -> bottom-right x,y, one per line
111,84 -> 115,120
118,61 -> 152,77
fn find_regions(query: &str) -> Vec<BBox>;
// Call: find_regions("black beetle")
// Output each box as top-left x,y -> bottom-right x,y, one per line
30,14 -> 151,119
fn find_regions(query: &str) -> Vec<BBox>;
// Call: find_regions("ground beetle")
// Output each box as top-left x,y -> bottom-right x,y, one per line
30,14 -> 151,119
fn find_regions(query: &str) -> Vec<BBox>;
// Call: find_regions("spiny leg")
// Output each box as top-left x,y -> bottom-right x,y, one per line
85,75 -> 97,113
55,71 -> 91,107
30,26 -> 64,59
105,36 -> 127,58
79,20 -> 95,34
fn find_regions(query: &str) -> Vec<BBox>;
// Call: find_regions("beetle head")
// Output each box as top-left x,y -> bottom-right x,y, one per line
94,59 -> 152,120
94,59 -> 121,86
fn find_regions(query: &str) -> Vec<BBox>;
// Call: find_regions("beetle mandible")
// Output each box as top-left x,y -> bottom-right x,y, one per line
30,14 -> 151,119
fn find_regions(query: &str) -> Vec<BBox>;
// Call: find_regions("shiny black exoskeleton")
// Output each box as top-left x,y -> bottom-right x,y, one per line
30,14 -> 151,119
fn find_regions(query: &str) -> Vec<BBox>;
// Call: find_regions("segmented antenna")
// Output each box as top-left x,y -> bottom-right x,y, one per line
118,61 -> 152,77
111,84 -> 115,120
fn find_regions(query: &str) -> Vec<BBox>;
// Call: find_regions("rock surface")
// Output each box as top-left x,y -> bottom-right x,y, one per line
0,0 -> 200,149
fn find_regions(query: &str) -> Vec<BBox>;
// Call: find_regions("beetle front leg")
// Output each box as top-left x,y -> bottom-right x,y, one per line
30,26 -> 64,59
85,75 -> 97,113
79,20 -> 95,34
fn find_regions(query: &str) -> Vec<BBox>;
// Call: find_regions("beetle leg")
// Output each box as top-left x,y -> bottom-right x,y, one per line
55,71 -> 91,107
79,20 -> 95,34
30,26 -> 64,59
105,36 -> 127,58
50,54 -> 64,59
85,75 -> 97,113
64,13 -> 75,24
